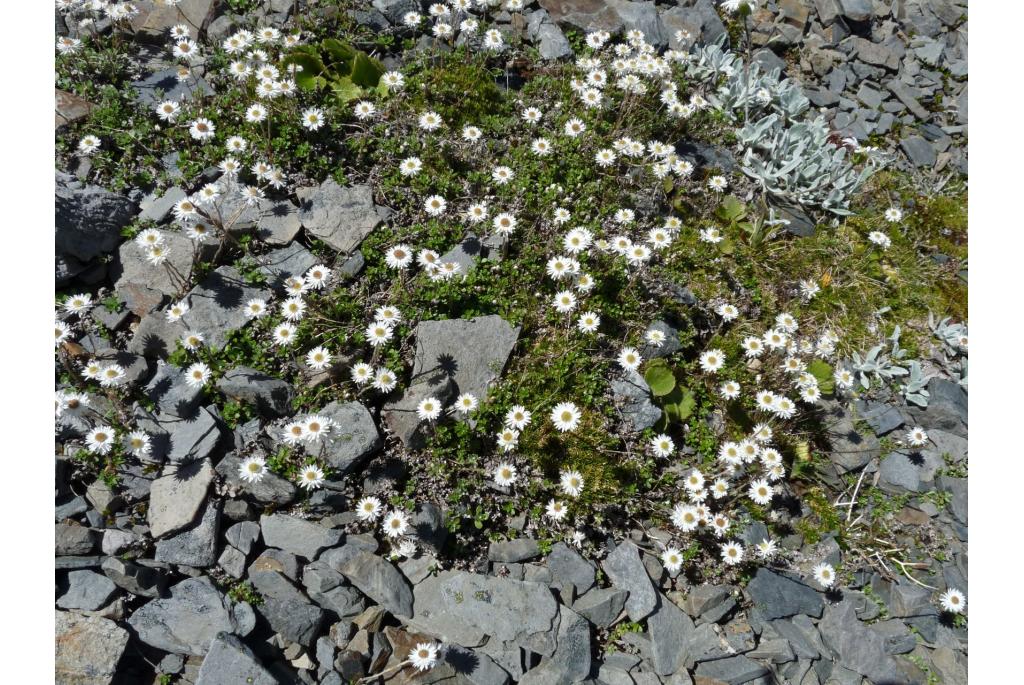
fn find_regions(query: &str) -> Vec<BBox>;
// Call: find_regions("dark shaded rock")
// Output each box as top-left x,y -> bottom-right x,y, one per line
649,596 -> 695,676
489,539 -> 542,563
316,400 -> 383,474
195,632 -> 277,685
56,172 -> 136,264
154,499 -> 220,568
250,570 -> 326,647
695,654 -> 769,684
131,66 -> 213,107
217,453 -> 297,505
819,599 -> 903,683
573,587 -> 628,628
746,568 -> 824,620
609,369 -> 662,433
338,552 -> 414,619
101,558 -> 167,598
381,378 -> 456,450
216,367 -> 294,417
128,577 -> 255,656
602,540 -> 657,621
901,135 -> 937,167
676,140 -> 736,172
56,523 -> 99,556
256,200 -> 303,245
548,542 -> 597,593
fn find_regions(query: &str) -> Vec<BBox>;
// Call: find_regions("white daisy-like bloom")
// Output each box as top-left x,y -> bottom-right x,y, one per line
707,175 -> 728,192
80,361 -> 103,381
238,456 -> 268,484
800,280 -> 821,300
650,434 -> 674,458
661,547 -> 684,573
906,426 -> 929,447
560,470 -> 585,498
385,244 -> 414,269
77,134 -> 101,155
381,70 -> 405,90
63,293 -> 93,315
180,331 -> 204,351
684,469 -> 705,493
617,347 -> 641,371
552,291 -> 578,314
647,228 -> 672,249
243,299 -> 268,319
303,415 -> 332,442
868,231 -> 892,249
719,380 -> 741,400
699,227 -> 723,244
738,440 -> 760,463
462,125 -> 483,142
575,273 -> 595,292
531,138 -> 553,156
365,322 -> 394,347
56,36 -> 82,55
298,464 -> 325,490
189,118 -> 216,141
280,297 -> 306,322
409,643 -> 439,672
564,117 -> 586,137
454,393 -> 479,414
460,17 -> 479,34
416,397 -> 442,421
185,362 -> 212,388
273,323 -> 297,346
755,538 -> 778,560
301,107 -> 325,130
753,392 -> 777,414
505,405 -> 532,430
671,503 -> 700,532
800,386 -> 822,404
748,479 -> 774,505
884,207 -> 904,223
399,156 -> 422,177
711,479 -> 729,499
594,148 -> 616,167
125,431 -> 151,458
135,228 -> 164,249
245,103 -> 268,123
550,402 -> 582,432
424,195 -> 447,216
771,396 -> 797,419
939,588 -> 966,614
763,329 -> 788,350
491,165 -> 514,185
353,100 -> 376,120
720,541 -> 744,565
418,111 -> 443,131
493,212 -> 517,235
355,496 -> 383,521
494,462 -> 518,487
86,426 -> 116,455
699,349 -> 725,373
373,368 -> 399,393
812,563 -> 836,588
55,321 -> 72,346
305,264 -> 331,290
349,362 -> 374,385
496,428 -> 520,452
374,306 -> 402,327
742,336 -> 765,358
717,303 -> 739,321
775,312 -> 798,333
521,106 -> 542,124
545,499 -> 568,521
645,329 -> 666,348
627,244 -> 651,265
155,99 -> 180,122
383,510 -> 410,538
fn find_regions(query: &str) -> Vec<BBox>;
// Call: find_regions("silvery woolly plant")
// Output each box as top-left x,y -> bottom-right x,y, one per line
850,327 -> 910,390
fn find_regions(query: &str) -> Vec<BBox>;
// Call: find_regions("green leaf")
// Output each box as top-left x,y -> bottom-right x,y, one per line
643,361 -> 676,397
715,195 -> 747,223
329,76 -> 364,103
321,38 -> 356,71
282,52 -> 326,90
808,359 -> 836,394
350,51 -> 384,87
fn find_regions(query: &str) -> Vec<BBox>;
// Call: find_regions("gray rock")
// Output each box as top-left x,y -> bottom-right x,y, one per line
249,548 -> 301,580
216,367 -> 294,417
101,557 -> 167,598
887,79 -> 931,119
572,587 -> 628,628
58,570 -> 118,611
56,523 -> 99,556
640,320 -> 682,359
602,540 -> 657,621
538,0 -> 624,35
611,0 -> 667,47
131,67 -> 213,107
322,535 -> 379,572
850,37 -> 899,70
55,611 -> 130,685
128,576 -> 255,656
856,82 -> 884,109
649,596 -> 696,676
408,315 -> 520,401
870,619 -> 916,654
901,135 -> 937,167
56,495 -> 89,521
550,605 -> 592,680
302,561 -> 344,594
814,0 -> 842,24
888,581 -> 934,618
409,503 -> 448,555
857,401 -> 905,435
382,378 -> 456,450
154,498 -> 221,568
225,520 -> 261,555
683,585 -> 732,619
371,0 -> 418,24
694,655 -> 769,684
769,617 -> 826,660
609,370 -> 662,432
548,542 -> 596,593
155,406 -> 224,464
250,570 -> 326,646
260,514 -> 342,560
148,458 -> 215,538
915,378 -> 967,435
299,180 -> 385,254
256,200 -> 303,245
196,632 -> 277,685
218,546 -> 248,579
878,449 -> 942,493
217,453 -> 297,505
746,568 -> 824,620
311,584 -> 368,620
256,241 -> 320,288
536,23 -> 572,60
819,599 -> 903,683
489,539 -> 542,563
55,172 -> 136,264
409,571 -> 559,655
317,401 -> 383,473
337,552 -> 414,619
115,231 -> 218,311
825,403 -> 880,472
440,233 -> 483,274
662,0 -> 726,45
838,0 -> 872,21
139,186 -> 187,224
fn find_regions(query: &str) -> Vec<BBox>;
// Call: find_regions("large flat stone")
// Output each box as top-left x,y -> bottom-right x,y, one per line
148,458 -> 214,538
338,552 -> 414,619
602,540 -> 658,622
299,180 -> 385,254
259,513 -> 342,560
56,612 -> 129,685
